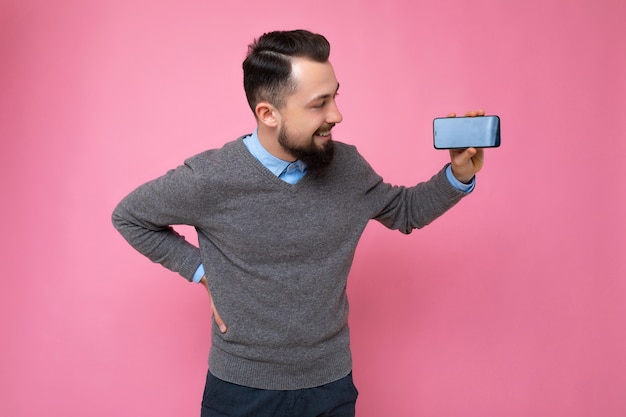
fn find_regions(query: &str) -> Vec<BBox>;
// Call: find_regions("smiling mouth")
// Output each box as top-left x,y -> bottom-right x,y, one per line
314,125 -> 334,139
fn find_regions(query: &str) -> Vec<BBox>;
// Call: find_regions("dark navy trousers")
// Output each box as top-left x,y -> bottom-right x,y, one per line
201,371 -> 358,417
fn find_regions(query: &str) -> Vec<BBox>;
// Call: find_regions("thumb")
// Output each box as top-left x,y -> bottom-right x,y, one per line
463,147 -> 478,158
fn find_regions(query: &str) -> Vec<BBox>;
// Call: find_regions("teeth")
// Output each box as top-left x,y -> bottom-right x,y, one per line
316,131 -> 331,137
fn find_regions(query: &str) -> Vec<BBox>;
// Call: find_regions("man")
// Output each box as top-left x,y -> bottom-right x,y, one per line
112,29 -> 484,417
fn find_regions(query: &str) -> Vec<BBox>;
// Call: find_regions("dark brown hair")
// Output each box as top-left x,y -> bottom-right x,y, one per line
243,30 -> 331,113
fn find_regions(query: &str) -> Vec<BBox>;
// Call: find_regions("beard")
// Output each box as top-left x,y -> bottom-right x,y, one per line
278,125 -> 335,172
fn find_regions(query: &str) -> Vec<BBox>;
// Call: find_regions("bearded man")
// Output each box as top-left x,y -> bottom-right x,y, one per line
112,29 -> 484,417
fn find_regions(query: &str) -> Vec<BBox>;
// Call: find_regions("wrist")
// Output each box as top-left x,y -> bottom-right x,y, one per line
451,168 -> 473,184
456,174 -> 474,184
445,165 -> 475,193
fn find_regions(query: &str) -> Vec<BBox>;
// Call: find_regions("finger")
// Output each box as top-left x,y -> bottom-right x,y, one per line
450,147 -> 477,168
447,112 -> 457,118
201,277 -> 227,333
448,148 -> 465,160
210,295 -> 227,333
449,146 -> 475,156
464,109 -> 486,117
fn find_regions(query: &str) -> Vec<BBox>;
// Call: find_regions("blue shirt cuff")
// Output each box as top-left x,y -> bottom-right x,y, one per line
192,264 -> 205,283
445,165 -> 475,193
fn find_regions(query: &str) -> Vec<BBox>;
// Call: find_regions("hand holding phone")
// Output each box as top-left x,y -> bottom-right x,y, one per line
433,115 -> 501,149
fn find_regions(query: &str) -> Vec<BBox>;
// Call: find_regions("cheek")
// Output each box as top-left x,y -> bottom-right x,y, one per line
284,110 -> 324,135
306,114 -> 325,132
290,119 -> 320,136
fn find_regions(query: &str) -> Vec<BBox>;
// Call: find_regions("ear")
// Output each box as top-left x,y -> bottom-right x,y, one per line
255,102 -> 280,128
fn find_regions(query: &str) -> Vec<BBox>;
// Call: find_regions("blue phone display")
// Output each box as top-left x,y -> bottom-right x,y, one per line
433,115 -> 501,149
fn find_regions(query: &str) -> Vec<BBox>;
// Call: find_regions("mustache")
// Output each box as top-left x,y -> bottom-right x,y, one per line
316,123 -> 336,132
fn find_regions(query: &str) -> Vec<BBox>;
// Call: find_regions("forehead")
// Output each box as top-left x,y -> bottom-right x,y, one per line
289,58 -> 339,101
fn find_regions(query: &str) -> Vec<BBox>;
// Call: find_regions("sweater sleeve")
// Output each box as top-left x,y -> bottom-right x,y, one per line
111,158 -> 207,281
369,164 -> 468,234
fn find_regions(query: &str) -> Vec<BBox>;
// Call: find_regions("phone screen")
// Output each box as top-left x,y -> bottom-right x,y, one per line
433,115 -> 501,149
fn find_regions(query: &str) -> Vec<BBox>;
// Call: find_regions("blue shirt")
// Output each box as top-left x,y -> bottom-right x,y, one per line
192,129 -> 474,283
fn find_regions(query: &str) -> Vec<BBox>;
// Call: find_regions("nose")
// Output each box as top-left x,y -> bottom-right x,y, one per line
326,100 -> 343,124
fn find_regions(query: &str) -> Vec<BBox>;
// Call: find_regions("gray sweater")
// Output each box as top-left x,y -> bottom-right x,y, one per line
112,137 -> 467,390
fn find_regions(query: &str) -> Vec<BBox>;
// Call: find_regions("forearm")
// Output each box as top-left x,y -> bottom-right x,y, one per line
374,165 -> 467,233
112,202 -> 202,280
111,161 -> 206,281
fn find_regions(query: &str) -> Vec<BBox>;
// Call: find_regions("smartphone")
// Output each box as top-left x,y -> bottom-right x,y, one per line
433,115 -> 501,149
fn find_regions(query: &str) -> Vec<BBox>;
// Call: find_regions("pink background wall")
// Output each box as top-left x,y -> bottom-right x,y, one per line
1,0 -> 625,416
